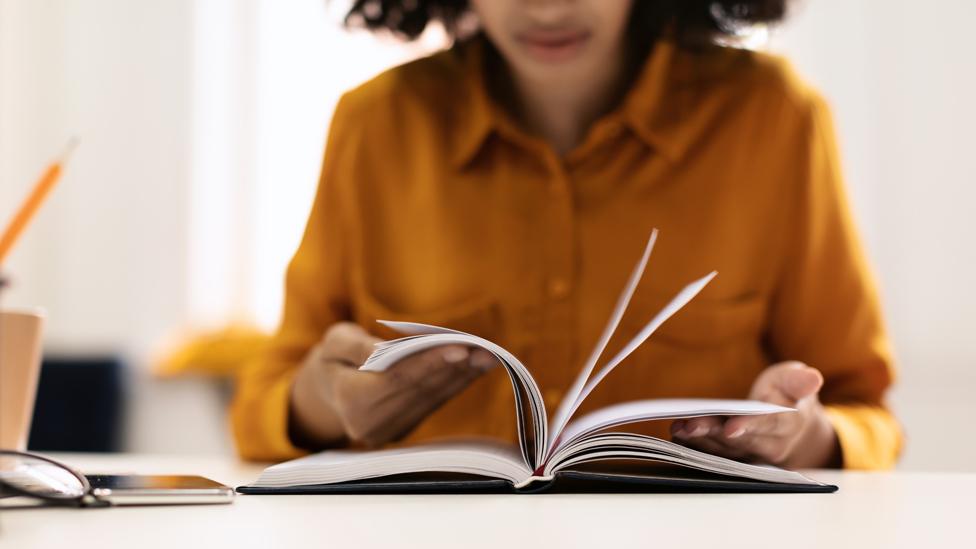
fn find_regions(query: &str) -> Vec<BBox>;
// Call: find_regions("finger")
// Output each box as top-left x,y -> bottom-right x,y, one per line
678,434 -> 752,461
713,427 -> 797,465
386,345 -> 472,385
370,360 -> 481,443
714,408 -> 813,465
742,435 -> 796,465
349,347 -> 489,445
671,416 -> 725,439
417,350 -> 486,403
750,362 -> 824,405
680,425 -> 797,465
343,364 -> 459,445
369,347 -> 480,418
411,354 -> 481,396
722,411 -> 796,440
320,322 -> 383,365
469,349 -> 498,372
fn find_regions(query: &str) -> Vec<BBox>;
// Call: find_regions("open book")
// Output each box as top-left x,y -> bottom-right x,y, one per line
240,231 -> 835,494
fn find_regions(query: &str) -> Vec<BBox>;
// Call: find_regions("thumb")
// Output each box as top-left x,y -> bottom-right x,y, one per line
437,345 -> 471,365
750,362 -> 824,404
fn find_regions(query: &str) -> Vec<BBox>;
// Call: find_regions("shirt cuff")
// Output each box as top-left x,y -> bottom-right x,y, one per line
232,370 -> 307,462
824,403 -> 902,470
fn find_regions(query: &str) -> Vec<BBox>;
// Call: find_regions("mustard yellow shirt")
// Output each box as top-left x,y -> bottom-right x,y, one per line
231,38 -> 901,469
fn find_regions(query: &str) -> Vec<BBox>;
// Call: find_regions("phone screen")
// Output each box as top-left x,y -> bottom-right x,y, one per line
86,474 -> 227,490
83,474 -> 234,505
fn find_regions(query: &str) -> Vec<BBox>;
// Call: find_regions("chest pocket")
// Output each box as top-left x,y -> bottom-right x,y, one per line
351,283 -> 502,343
649,294 -> 767,348
585,294 -> 769,403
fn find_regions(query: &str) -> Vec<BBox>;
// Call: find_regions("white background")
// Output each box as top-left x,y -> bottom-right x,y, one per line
1,0 -> 973,469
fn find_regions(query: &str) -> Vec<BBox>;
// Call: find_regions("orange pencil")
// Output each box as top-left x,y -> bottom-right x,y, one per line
0,138 -> 79,265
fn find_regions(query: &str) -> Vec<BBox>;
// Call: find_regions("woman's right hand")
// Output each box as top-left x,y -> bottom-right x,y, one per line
288,322 -> 497,449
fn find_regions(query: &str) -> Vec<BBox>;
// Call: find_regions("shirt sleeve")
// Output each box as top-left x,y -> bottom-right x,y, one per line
230,95 -> 356,462
767,93 -> 903,469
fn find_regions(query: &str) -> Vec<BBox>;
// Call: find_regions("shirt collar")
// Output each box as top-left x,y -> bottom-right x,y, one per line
452,36 -> 712,168
622,39 -> 735,164
450,38 -> 497,169
620,39 -> 685,161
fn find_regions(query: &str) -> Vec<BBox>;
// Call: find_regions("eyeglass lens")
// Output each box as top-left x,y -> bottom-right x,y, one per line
0,453 -> 87,499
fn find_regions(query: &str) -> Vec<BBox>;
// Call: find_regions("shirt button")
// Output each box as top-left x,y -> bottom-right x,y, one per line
547,278 -> 570,300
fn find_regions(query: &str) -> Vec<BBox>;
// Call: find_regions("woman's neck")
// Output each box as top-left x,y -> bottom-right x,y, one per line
489,39 -> 639,156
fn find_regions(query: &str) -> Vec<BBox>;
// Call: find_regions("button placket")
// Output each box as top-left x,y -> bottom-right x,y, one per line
539,153 -> 577,383
543,157 -> 575,300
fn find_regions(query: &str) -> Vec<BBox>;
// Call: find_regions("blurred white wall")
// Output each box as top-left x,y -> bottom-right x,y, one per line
1,0 -> 974,468
772,0 -> 976,471
189,0 -> 444,332
0,0 -> 441,455
1,0 -> 193,353
0,0 -> 225,453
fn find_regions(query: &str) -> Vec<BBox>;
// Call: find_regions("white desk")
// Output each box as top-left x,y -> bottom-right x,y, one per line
1,453 -> 971,549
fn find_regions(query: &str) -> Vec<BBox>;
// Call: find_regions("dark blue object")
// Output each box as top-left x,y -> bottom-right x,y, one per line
27,356 -> 124,453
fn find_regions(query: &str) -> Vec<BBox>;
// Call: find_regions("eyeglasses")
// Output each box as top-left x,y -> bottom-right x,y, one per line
0,450 -> 109,508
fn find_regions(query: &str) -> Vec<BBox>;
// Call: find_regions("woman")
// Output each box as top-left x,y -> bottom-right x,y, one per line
232,0 -> 901,469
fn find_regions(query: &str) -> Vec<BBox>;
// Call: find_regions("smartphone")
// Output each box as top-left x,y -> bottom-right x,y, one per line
85,474 -> 235,506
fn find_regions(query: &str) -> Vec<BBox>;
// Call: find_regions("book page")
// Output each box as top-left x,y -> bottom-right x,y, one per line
361,323 -> 548,468
546,432 -> 824,486
250,439 -> 531,488
548,230 -> 657,448
546,269 -> 717,456
554,399 -> 794,452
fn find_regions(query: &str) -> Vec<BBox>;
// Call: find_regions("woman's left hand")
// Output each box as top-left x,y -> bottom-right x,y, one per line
670,361 -> 841,469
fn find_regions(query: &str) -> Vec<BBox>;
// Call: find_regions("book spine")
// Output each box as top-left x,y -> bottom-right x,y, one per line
513,475 -> 555,491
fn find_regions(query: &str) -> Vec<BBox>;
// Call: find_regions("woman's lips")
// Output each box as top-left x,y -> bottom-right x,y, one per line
516,29 -> 591,63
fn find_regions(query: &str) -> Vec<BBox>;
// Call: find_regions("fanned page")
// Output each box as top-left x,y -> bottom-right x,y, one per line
543,432 -> 826,487
546,231 -> 718,452
335,231 -> 832,490
555,399 -> 795,451
361,324 -> 548,469
547,230 -> 658,446
546,270 -> 717,453
362,231 -> 722,467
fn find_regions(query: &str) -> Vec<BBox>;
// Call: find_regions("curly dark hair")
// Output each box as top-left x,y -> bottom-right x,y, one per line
344,0 -> 789,44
